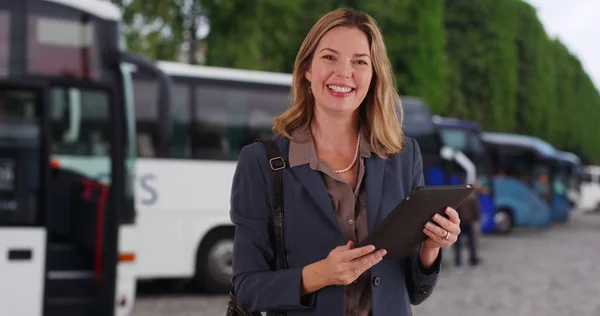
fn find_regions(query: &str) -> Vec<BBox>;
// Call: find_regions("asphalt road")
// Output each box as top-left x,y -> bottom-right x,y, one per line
132,210 -> 600,316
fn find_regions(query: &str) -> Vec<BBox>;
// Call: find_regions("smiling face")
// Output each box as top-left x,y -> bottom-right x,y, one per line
305,26 -> 373,117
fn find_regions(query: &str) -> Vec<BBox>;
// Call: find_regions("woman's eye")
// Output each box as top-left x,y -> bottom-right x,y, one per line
322,55 -> 334,60
355,60 -> 368,65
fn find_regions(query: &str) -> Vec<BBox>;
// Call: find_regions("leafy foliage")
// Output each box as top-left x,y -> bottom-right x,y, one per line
113,0 -> 600,163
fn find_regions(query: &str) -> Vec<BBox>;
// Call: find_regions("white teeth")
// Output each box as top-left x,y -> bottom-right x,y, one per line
328,85 -> 352,93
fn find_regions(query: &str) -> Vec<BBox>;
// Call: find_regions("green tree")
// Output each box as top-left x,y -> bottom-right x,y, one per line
110,0 -> 186,61
514,1 -> 555,138
111,0 -> 600,163
359,0 -> 446,112
199,0 -> 305,71
444,0 -> 519,131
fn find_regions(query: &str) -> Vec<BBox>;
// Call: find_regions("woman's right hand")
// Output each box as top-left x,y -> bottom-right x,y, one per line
320,241 -> 387,285
301,241 -> 386,295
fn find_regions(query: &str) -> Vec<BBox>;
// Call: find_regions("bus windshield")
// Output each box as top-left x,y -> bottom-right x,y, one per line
439,128 -> 467,152
438,126 -> 494,192
439,127 -> 487,157
0,86 -> 40,224
553,160 -> 570,196
51,87 -> 111,158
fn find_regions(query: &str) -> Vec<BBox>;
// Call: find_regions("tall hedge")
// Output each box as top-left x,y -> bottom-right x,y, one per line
123,0 -> 600,163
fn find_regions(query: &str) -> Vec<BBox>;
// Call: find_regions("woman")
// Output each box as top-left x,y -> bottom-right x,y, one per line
230,8 -> 461,316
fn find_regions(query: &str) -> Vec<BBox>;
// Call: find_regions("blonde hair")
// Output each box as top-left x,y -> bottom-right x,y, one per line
272,8 -> 404,157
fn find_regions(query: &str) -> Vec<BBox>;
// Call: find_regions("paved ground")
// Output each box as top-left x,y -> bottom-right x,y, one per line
132,210 -> 600,316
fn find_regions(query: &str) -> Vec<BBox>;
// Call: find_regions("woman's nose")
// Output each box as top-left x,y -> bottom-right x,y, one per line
334,60 -> 352,79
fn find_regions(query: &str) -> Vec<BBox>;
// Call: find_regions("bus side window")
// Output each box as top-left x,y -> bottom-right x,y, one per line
132,79 -> 158,158
193,82 -> 231,160
0,88 -> 40,225
193,80 -> 290,161
171,83 -> 191,159
245,86 -> 290,148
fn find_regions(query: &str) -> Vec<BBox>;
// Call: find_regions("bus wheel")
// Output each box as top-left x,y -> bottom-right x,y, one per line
494,208 -> 513,234
194,228 -> 234,294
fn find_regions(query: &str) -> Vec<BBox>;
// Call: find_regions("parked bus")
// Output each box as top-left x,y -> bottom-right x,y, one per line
481,132 -> 556,230
130,62 -> 475,293
0,0 -> 171,315
432,117 -> 499,234
131,61 -> 292,293
401,99 -> 475,187
578,165 -> 600,212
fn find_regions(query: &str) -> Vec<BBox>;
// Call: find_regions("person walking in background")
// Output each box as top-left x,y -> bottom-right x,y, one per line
453,191 -> 481,272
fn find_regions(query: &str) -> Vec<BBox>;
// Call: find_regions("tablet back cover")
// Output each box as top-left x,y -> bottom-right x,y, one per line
358,185 -> 474,258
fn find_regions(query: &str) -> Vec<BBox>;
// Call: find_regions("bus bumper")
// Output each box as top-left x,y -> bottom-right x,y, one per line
115,225 -> 137,316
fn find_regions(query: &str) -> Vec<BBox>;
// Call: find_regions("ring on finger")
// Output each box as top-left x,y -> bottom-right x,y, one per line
443,230 -> 450,240
354,269 -> 359,278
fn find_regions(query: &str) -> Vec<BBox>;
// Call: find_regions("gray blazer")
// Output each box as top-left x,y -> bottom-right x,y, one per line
230,136 -> 441,316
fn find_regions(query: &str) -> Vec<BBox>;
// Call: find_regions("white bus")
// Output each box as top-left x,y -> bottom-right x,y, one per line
0,0 -> 171,315
131,61 -> 291,293
130,61 -> 476,293
578,165 -> 600,212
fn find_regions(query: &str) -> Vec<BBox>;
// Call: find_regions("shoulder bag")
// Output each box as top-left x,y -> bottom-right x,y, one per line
226,138 -> 288,316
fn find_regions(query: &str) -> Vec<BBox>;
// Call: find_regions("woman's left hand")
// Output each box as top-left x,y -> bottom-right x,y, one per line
422,207 -> 461,249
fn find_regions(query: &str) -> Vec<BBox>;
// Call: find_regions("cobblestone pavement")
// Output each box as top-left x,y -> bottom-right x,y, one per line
132,211 -> 600,316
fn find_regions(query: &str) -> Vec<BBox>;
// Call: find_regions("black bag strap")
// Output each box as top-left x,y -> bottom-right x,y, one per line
256,138 -> 289,270
228,139 -> 288,316
257,138 -> 288,316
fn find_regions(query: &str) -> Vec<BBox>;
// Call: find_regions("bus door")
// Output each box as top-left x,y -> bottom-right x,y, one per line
492,147 -> 541,224
532,161 -> 552,203
521,155 -> 553,223
44,82 -> 123,316
0,82 -> 46,316
0,80 -> 124,316
550,159 -> 571,221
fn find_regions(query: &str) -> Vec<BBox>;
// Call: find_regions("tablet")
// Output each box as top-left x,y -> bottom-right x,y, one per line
358,184 -> 474,258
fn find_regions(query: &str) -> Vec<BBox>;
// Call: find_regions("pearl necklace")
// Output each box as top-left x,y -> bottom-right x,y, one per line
333,133 -> 361,174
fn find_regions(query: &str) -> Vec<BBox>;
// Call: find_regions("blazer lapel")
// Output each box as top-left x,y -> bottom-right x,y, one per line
365,155 -> 385,233
289,165 -> 342,234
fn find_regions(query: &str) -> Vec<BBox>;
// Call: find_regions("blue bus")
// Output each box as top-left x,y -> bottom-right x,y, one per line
481,133 -> 558,229
401,97 -> 470,186
433,117 -> 498,234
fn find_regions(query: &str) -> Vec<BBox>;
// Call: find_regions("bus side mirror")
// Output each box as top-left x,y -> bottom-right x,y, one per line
440,146 -> 477,184
62,88 -> 81,143
440,146 -> 454,161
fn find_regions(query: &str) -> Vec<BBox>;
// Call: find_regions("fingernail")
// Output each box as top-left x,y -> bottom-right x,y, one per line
434,214 -> 442,220
369,245 -> 376,251
382,250 -> 387,256
426,222 -> 433,229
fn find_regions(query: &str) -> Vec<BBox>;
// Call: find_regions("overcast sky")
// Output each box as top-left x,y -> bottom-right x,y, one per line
525,0 -> 600,90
